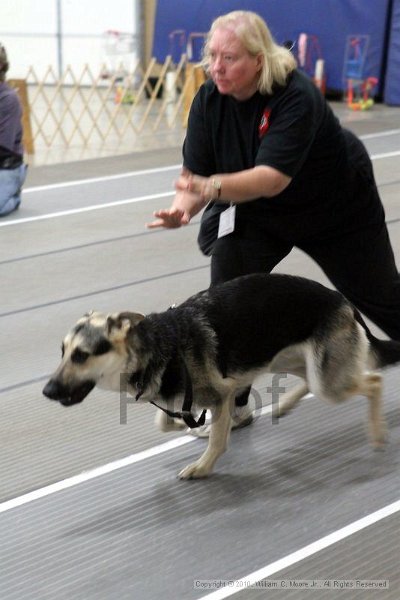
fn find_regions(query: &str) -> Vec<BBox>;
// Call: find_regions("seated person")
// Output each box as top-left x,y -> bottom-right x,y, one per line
0,42 -> 27,216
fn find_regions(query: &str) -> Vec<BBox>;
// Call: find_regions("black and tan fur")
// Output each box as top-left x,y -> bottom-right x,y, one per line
43,273 -> 400,479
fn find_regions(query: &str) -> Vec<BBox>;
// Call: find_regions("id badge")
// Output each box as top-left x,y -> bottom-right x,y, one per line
217,204 -> 236,238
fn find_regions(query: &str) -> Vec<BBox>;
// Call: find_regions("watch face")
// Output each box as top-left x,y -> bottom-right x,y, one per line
211,178 -> 222,200
212,179 -> 221,190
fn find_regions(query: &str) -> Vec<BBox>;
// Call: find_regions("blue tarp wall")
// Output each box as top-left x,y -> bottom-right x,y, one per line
153,0 -> 390,94
384,0 -> 400,104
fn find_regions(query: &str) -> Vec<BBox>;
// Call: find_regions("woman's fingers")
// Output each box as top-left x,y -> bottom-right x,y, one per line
146,208 -> 187,229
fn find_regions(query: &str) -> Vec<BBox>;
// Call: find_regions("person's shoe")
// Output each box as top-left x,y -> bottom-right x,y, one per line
189,404 -> 254,438
231,403 -> 254,428
154,409 -> 187,432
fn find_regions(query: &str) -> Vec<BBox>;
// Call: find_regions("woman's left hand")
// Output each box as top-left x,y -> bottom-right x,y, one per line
146,189 -> 206,229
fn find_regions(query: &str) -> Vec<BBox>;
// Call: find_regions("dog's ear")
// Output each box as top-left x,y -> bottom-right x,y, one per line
106,312 -> 144,339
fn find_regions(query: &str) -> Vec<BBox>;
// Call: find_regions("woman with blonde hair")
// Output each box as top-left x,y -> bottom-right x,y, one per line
202,10 -> 296,95
148,11 -> 400,434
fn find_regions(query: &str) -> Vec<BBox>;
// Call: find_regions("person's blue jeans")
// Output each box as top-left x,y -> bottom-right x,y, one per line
0,164 -> 27,216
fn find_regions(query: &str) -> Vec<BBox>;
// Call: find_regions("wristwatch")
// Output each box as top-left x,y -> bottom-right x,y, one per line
211,178 -> 222,200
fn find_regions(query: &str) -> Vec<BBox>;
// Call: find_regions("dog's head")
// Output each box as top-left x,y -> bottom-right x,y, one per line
42,310 -> 144,406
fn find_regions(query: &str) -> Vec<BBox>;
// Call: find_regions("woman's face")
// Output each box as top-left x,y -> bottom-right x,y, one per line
207,27 -> 263,101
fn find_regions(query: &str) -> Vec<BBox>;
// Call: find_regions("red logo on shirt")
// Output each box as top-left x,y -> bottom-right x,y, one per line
259,108 -> 271,138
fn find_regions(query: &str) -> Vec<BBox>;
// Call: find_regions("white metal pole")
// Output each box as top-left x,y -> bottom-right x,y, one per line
56,0 -> 63,77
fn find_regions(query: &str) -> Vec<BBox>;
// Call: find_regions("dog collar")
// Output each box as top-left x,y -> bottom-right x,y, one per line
150,351 -> 207,428
134,352 -> 206,429
150,401 -> 207,429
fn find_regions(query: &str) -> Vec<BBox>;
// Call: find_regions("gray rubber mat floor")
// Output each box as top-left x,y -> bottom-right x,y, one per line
1,103 -> 400,599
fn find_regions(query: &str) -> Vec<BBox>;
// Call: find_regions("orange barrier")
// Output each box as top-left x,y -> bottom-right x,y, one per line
182,63 -> 206,127
8,79 -> 34,155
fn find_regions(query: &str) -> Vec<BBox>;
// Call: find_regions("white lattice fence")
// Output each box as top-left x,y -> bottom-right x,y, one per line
24,55 -> 206,153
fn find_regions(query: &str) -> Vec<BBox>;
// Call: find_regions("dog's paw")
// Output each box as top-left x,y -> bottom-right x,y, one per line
371,432 -> 388,451
369,421 -> 388,451
178,461 -> 212,480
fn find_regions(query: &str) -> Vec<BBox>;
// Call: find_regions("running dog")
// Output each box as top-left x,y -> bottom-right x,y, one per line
43,273 -> 400,479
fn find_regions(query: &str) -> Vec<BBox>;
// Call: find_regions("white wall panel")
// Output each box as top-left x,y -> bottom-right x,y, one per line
0,0 -> 139,77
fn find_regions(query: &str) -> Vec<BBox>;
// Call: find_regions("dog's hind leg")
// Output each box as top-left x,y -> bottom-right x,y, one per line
271,381 -> 309,418
360,372 -> 387,450
178,395 -> 234,479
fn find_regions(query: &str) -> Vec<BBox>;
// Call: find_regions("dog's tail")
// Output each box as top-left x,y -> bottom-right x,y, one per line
355,309 -> 400,368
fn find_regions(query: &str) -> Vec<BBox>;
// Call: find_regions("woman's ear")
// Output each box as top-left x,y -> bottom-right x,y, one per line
256,53 -> 264,71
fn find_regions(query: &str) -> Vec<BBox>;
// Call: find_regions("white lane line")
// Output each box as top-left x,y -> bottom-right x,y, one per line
2,395 -> 398,600
0,436 -> 194,514
0,404 -> 273,514
21,140 -> 400,196
360,128 -> 400,140
1,150 -> 399,229
24,164 -> 181,193
199,499 -> 400,600
371,150 -> 400,160
0,191 -> 173,228
24,148 -> 400,194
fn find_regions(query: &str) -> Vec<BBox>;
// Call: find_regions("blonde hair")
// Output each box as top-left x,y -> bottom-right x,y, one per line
202,11 -> 297,95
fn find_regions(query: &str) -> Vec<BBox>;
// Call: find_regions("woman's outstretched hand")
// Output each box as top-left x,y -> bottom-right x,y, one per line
146,181 -> 207,229
146,205 -> 190,229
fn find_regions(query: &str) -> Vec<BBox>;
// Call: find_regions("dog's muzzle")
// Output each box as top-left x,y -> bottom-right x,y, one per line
42,379 -> 95,406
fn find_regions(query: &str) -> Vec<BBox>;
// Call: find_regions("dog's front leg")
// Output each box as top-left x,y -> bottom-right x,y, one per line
178,396 -> 234,479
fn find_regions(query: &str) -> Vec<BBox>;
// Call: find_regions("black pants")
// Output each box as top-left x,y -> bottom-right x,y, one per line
210,221 -> 400,406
